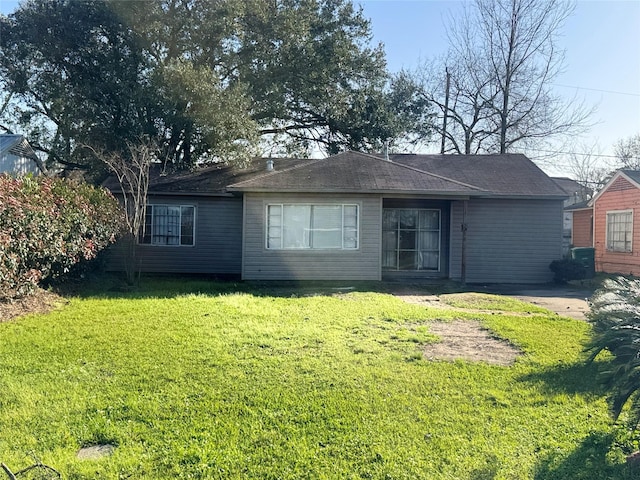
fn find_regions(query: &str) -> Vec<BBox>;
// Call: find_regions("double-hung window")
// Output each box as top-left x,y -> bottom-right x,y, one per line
140,205 -> 195,246
606,210 -> 633,252
266,204 -> 358,250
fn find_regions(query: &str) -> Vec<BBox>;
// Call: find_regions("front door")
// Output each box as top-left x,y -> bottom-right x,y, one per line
382,208 -> 441,272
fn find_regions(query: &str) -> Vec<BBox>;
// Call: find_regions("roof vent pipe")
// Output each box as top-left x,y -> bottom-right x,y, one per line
266,159 -> 274,171
383,141 -> 390,161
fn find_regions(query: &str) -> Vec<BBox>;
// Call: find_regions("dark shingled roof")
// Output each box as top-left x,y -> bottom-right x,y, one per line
621,170 -> 640,185
102,157 -> 307,195
228,151 -> 482,195
104,151 -> 567,198
229,151 -> 566,198
564,200 -> 591,211
551,177 -> 585,195
385,153 -> 567,197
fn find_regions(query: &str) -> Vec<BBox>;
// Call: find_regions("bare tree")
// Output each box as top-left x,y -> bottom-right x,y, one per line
84,137 -> 156,285
614,133 -> 640,169
566,142 -> 610,197
414,0 -> 593,155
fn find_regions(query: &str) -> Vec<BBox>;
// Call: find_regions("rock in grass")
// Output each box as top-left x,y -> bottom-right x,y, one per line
77,444 -> 115,460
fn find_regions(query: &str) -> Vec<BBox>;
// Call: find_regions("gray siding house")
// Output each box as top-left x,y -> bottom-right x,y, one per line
107,152 -> 567,284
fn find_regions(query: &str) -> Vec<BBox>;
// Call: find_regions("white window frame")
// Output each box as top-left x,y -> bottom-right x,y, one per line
140,204 -> 196,247
265,203 -> 359,250
606,209 -> 633,253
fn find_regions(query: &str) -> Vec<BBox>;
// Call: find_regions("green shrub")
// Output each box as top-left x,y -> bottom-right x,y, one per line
549,258 -> 586,283
0,174 -> 123,299
586,276 -> 640,428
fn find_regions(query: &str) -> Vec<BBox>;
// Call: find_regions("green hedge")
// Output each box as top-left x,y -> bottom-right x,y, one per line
0,175 -> 123,299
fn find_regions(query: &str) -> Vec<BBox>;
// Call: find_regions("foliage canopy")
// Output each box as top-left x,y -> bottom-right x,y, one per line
0,175 -> 122,299
587,277 -> 640,429
0,0 -> 431,176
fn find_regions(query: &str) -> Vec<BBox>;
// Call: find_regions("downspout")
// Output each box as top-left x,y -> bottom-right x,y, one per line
461,200 -> 468,284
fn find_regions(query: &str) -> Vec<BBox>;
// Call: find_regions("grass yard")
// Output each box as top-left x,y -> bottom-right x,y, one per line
0,278 -> 636,479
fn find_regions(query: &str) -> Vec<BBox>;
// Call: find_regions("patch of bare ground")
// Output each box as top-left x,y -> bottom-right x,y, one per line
423,320 -> 521,366
396,294 -> 522,365
0,289 -> 66,322
396,294 -> 457,309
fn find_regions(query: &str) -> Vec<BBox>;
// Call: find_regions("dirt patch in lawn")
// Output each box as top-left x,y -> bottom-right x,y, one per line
0,289 -> 66,322
397,294 -> 522,365
423,320 -> 521,366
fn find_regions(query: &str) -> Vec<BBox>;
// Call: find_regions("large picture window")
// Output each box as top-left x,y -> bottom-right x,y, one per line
267,204 -> 358,250
382,208 -> 440,271
606,210 -> 633,252
140,205 -> 195,246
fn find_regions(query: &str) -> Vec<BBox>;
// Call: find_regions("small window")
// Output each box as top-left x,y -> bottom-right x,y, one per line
266,204 -> 359,250
606,210 -> 632,253
140,204 -> 196,246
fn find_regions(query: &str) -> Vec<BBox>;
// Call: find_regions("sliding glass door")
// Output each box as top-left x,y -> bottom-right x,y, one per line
382,209 -> 441,271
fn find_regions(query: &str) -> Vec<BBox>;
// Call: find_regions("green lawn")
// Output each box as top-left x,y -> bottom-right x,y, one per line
0,278 -> 636,479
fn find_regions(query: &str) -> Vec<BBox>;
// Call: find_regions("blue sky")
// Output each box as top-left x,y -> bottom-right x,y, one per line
359,0 -> 640,174
1,0 -> 638,175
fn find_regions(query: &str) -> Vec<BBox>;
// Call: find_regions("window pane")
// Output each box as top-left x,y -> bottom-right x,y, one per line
312,205 -> 342,248
419,232 -> 439,251
343,228 -> 358,249
344,205 -> 358,228
180,207 -> 195,245
382,230 -> 397,250
399,230 -> 416,250
399,210 -> 417,229
382,250 -> 397,268
420,251 -> 439,270
283,205 -> 311,248
164,206 -> 181,245
398,251 -> 417,270
140,205 -> 153,244
419,210 -> 439,230
267,205 -> 282,249
343,205 -> 358,248
383,209 -> 397,230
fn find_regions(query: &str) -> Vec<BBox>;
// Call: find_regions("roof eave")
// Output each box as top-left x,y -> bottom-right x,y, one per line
474,193 -> 568,200
227,186 -> 485,196
112,190 -> 235,198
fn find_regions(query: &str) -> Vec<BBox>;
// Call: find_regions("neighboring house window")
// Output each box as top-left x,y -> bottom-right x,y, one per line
140,205 -> 195,246
382,208 -> 440,271
606,210 -> 633,253
266,204 -> 359,249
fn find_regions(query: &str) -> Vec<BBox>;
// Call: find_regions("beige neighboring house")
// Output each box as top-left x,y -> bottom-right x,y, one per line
0,134 -> 43,175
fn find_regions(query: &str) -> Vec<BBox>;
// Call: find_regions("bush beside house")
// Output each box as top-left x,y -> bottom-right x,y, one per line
0,175 -> 123,299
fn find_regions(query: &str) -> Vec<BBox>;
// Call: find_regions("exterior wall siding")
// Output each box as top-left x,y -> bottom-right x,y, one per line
242,193 -> 381,280
593,183 -> 640,275
0,153 -> 39,175
571,209 -> 593,247
107,195 -> 243,275
450,199 -> 563,283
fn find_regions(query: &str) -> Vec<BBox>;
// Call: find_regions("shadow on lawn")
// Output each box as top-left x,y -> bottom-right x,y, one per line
517,360 -> 607,396
55,273 -> 459,301
534,431 -> 634,480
